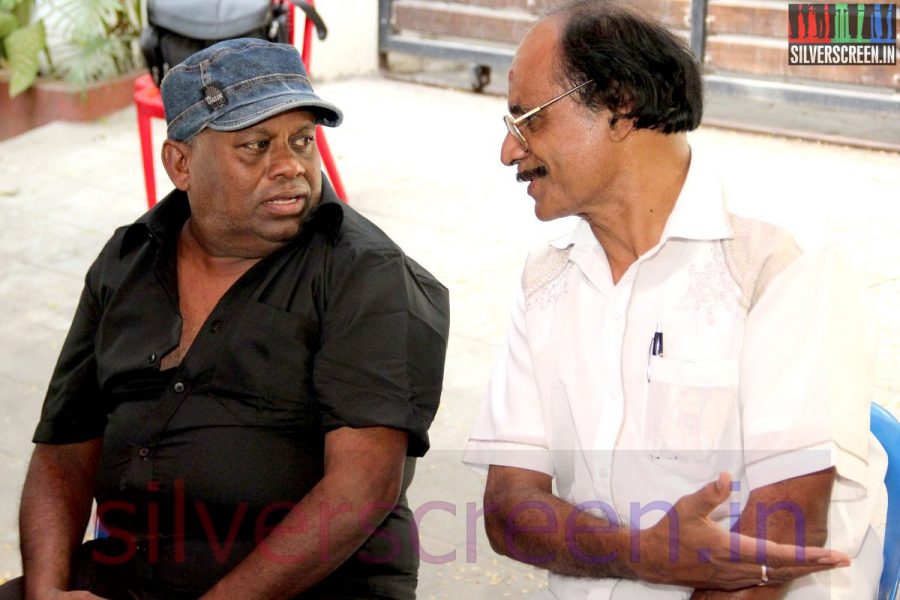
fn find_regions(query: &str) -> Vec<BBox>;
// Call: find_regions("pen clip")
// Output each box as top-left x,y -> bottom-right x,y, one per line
647,323 -> 663,382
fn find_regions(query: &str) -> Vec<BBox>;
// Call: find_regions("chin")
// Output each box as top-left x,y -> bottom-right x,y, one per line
259,221 -> 302,244
533,200 -> 563,223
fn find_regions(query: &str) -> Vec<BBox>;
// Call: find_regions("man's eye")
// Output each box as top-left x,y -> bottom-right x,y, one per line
293,136 -> 316,150
521,114 -> 541,132
245,140 -> 269,150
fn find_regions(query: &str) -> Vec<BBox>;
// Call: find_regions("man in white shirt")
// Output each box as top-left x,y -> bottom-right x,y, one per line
462,2 -> 886,598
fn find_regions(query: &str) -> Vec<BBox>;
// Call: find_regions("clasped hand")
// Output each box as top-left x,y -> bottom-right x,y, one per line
634,473 -> 848,590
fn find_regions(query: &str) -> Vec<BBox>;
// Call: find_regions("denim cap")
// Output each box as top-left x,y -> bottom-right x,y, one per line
161,38 -> 342,141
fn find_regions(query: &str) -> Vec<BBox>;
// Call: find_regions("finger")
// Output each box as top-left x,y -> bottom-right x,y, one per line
677,471 -> 733,518
679,563 -> 770,591
701,561 -> 843,591
730,532 -> 851,567
761,562 -> 851,586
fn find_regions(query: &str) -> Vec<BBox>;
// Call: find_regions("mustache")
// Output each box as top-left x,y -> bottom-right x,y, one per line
516,166 -> 548,182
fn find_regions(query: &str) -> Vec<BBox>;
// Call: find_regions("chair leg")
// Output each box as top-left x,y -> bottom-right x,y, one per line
137,105 -> 157,209
316,125 -> 347,202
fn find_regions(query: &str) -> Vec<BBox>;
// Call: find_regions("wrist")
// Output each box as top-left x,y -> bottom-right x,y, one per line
631,524 -> 669,584
25,587 -> 65,600
608,525 -> 648,582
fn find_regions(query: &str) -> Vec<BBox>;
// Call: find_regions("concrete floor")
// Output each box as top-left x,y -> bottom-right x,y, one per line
0,76 -> 898,597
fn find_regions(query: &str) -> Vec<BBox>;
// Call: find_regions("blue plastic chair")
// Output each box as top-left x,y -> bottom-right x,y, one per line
872,402 -> 900,600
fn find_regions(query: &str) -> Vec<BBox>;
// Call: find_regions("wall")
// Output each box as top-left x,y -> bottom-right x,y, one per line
300,0 -> 380,81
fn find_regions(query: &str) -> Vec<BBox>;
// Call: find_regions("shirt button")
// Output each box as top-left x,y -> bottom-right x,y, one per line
138,447 -> 150,458
598,467 -> 609,478
210,320 -> 223,333
173,382 -> 185,393
147,353 -> 157,364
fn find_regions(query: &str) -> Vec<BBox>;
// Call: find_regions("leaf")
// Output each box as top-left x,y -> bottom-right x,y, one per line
124,0 -> 141,33
0,11 -> 17,38
52,0 -> 121,39
4,19 -> 44,96
42,0 -> 142,89
11,0 -> 31,26
0,0 -> 17,14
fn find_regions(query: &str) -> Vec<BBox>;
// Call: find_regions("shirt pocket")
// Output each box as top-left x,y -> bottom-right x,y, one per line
212,301 -> 320,423
643,356 -> 739,481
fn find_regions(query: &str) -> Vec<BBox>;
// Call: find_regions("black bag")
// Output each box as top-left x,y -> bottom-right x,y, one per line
140,0 -> 327,87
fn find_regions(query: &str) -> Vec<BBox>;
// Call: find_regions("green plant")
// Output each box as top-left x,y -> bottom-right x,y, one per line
47,0 -> 142,89
0,0 -> 50,97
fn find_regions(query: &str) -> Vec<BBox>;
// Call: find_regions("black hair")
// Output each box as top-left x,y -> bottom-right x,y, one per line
549,0 -> 703,132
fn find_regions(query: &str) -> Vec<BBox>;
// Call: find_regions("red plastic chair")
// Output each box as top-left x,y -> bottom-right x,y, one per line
134,0 -> 347,208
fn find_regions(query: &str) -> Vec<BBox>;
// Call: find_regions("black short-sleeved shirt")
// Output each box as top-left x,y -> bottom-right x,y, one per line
33,181 -> 450,599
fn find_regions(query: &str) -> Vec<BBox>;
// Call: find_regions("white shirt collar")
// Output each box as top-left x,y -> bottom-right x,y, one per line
658,147 -> 732,243
549,146 -> 732,252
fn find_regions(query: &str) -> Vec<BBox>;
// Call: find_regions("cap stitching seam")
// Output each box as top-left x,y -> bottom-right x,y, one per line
167,73 -> 314,130
212,99 -> 335,128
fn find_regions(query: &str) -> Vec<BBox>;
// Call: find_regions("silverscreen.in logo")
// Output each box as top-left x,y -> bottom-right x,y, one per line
788,3 -> 896,65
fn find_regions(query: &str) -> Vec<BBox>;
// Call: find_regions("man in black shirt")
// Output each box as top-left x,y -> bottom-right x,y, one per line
1,38 -> 449,600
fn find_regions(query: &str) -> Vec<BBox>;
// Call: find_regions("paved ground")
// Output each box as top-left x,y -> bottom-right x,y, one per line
0,76 -> 898,597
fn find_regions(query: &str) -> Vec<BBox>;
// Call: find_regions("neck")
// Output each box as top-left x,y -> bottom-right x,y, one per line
584,133 -> 691,283
179,220 -> 262,276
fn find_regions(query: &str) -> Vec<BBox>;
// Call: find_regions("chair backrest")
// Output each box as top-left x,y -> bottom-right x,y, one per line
872,402 -> 900,600
139,0 -> 326,86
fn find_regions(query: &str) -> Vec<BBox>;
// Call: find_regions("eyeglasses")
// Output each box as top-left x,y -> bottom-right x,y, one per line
503,80 -> 593,151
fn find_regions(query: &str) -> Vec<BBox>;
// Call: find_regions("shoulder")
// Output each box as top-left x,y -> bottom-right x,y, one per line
721,214 -> 803,309
83,223 -> 147,293
330,201 -> 403,259
522,243 -> 571,297
88,190 -> 189,290
325,201 -> 447,298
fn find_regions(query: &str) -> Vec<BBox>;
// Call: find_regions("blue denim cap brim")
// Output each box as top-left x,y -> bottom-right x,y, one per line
162,38 -> 343,141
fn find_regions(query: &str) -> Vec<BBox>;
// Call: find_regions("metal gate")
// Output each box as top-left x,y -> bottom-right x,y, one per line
378,0 -> 900,115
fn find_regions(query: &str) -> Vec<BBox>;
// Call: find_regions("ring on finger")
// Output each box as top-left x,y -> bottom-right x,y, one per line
758,564 -> 770,586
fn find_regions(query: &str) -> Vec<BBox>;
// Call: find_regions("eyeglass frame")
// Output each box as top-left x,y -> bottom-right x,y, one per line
503,79 -> 593,151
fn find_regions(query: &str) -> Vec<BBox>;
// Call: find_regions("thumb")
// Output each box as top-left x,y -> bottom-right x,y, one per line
679,471 -> 732,518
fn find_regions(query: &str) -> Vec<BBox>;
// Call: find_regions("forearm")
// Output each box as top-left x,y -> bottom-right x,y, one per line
487,486 -> 705,584
487,467 -> 845,592
486,472 -> 636,580
202,426 -> 407,600
20,440 -> 102,597
202,473 -> 396,598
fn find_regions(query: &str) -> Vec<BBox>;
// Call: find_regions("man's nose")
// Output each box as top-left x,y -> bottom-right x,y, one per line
268,141 -> 306,179
500,131 -> 527,166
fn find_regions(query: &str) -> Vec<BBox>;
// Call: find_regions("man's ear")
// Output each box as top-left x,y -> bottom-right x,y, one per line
609,108 -> 635,142
161,139 -> 193,191
606,94 -> 636,142
608,115 -> 636,142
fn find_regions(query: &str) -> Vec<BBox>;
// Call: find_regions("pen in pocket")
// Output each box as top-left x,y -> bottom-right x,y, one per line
647,323 -> 663,381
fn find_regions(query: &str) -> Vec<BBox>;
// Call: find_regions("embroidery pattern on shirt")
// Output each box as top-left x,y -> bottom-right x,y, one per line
677,244 -> 740,325
522,245 -> 573,311
721,213 -> 803,311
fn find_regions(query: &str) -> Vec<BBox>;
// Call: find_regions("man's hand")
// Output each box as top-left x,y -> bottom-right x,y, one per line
685,469 -> 839,599
200,426 -> 408,599
639,472 -> 845,592
484,467 -> 847,591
